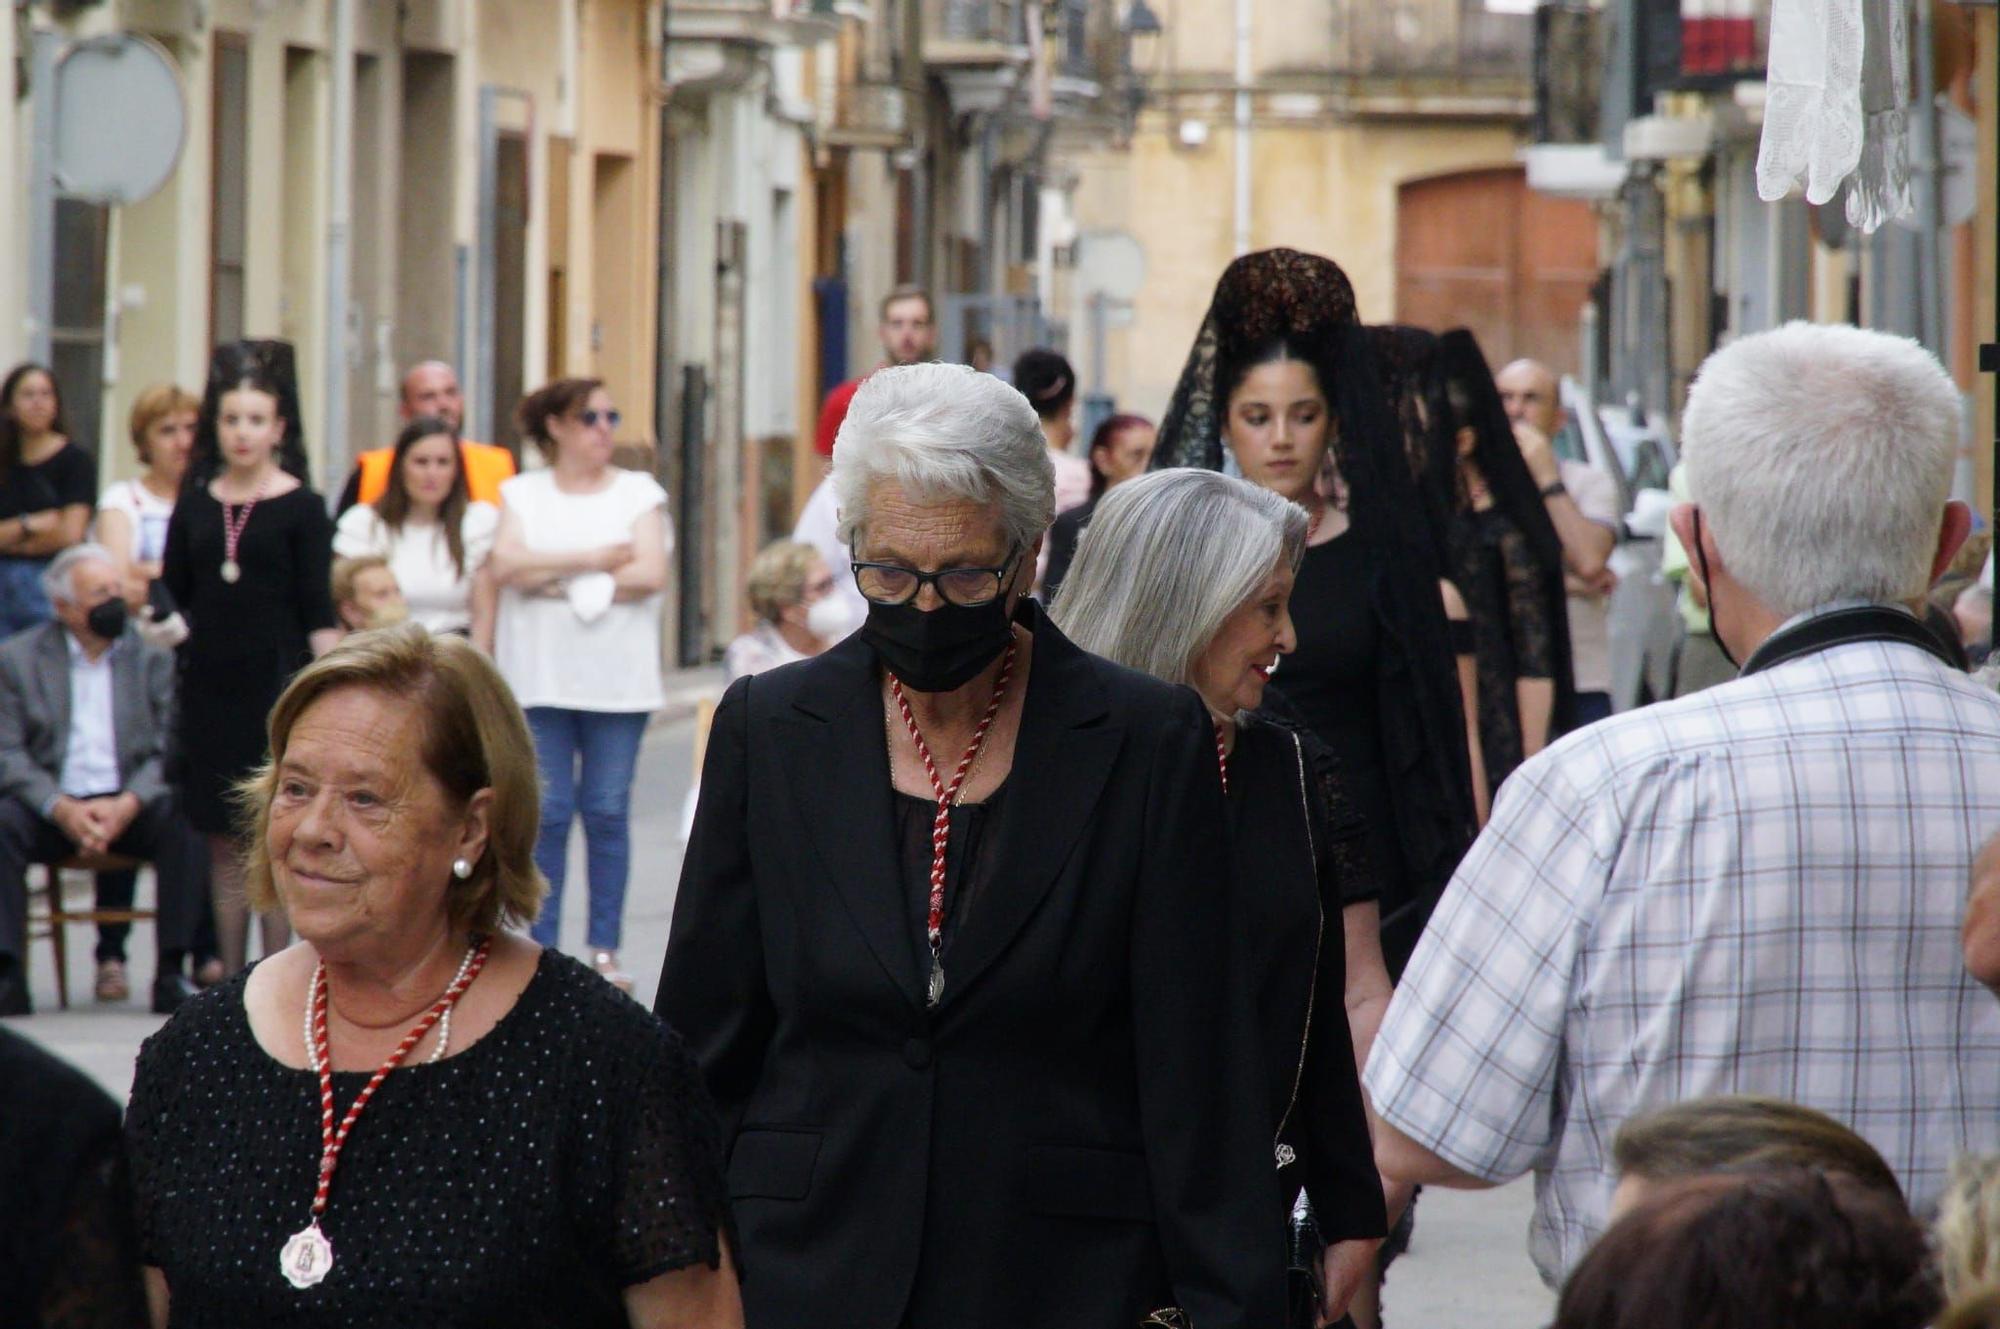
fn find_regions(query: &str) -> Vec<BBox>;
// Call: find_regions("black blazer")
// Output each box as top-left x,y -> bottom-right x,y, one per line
657,604 -> 1285,1329
1227,717 -> 1386,1244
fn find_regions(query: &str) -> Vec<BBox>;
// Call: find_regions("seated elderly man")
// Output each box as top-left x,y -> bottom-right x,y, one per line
1365,322 -> 2000,1287
0,544 -> 204,1016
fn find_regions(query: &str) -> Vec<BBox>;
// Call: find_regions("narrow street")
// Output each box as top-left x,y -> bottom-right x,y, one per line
9,708 -> 1554,1326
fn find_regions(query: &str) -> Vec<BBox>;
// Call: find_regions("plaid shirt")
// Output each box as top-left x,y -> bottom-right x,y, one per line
1364,634 -> 2000,1285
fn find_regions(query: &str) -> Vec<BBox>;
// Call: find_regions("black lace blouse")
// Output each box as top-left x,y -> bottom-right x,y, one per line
125,949 -> 732,1328
1450,505 -> 1559,794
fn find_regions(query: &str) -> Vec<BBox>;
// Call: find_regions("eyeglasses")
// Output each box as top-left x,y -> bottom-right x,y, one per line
580,408 -> 622,429
851,547 -> 1021,607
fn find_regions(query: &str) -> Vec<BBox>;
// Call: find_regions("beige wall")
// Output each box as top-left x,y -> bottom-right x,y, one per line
1073,114 -> 1521,419
573,0 -> 661,441
75,0 -> 664,486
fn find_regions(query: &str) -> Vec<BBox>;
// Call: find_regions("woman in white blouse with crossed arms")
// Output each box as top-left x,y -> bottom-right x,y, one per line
333,415 -> 498,645
489,377 -> 669,990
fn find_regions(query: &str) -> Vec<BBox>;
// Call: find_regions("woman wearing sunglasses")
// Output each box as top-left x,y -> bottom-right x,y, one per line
490,377 -> 669,990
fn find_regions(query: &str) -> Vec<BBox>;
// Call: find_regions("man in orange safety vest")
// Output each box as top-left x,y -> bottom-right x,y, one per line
334,360 -> 516,514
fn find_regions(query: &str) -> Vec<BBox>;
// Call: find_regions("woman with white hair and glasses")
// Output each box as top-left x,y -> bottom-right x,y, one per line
658,362 -> 1284,1329
1053,468 -> 1388,1327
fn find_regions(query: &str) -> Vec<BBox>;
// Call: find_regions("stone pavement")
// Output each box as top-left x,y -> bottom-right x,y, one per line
6,701 -> 1553,1327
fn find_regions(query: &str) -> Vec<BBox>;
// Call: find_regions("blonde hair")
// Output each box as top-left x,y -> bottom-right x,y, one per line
1612,1095 -> 1905,1203
330,554 -> 392,610
127,383 -> 199,466
1939,1156 -> 2000,1304
745,540 -> 819,623
236,624 -> 546,933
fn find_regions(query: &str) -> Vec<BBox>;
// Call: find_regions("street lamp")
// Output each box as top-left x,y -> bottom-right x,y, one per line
1120,0 -> 1165,130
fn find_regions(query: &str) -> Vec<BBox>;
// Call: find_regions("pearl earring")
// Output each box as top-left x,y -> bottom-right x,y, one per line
452,858 -> 473,880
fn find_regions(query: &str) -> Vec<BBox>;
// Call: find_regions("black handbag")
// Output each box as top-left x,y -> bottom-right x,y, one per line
1288,1189 -> 1328,1328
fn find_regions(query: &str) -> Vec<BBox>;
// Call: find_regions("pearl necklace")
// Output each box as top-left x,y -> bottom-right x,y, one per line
302,941 -> 480,1074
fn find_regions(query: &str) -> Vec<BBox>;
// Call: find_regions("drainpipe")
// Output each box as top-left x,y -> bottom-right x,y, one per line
324,0 -> 355,490
1232,0 -> 1251,256
1910,0 -> 1945,359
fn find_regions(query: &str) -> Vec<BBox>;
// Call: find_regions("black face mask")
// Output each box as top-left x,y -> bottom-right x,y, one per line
85,597 -> 128,642
863,594 -> 1016,693
1690,508 -> 1739,670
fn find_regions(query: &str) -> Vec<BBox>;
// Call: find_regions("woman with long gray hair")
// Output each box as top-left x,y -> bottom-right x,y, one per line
1052,468 -> 1388,1328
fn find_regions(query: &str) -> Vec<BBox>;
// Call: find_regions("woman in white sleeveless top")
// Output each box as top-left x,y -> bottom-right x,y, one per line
96,383 -> 197,617
490,378 -> 669,990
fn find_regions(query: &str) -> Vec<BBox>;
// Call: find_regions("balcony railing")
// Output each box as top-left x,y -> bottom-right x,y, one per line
1334,0 -> 1535,81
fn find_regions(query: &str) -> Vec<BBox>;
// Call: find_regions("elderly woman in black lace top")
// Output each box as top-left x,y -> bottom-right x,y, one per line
1054,468 -> 1387,1327
125,625 -> 739,1328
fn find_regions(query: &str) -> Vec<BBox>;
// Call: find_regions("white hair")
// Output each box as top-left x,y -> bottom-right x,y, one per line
1050,468 -> 1307,686
42,542 -> 117,605
1682,321 -> 1961,617
833,362 -> 1055,552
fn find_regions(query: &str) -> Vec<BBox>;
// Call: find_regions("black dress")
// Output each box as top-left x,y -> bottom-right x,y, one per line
125,949 -> 733,1328
1448,506 -> 1558,796
1225,717 -> 1385,1250
160,486 -> 337,835
1041,496 -> 1095,601
0,1027 -> 147,1327
1266,532 -> 1411,956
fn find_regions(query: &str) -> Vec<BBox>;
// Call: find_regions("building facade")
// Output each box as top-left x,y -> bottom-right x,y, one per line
1067,0 -> 1601,422
13,0 -> 665,495
1526,0 -> 1997,514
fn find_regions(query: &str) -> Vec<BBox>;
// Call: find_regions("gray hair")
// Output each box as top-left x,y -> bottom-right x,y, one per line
1050,468 -> 1307,686
1683,322 -> 1961,618
833,362 -> 1056,553
42,542 -> 117,606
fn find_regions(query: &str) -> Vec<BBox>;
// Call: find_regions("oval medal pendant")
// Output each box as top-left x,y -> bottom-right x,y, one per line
926,957 -> 944,1009
220,558 -> 241,584
280,1223 -> 333,1289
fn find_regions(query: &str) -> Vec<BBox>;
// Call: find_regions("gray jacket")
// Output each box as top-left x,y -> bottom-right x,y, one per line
0,619 -> 175,815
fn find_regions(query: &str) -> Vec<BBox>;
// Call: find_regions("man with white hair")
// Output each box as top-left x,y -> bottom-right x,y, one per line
1364,323 -> 2000,1287
0,545 -> 205,1015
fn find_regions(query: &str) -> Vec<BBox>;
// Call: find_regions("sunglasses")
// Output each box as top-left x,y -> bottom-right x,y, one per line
580,408 -> 622,429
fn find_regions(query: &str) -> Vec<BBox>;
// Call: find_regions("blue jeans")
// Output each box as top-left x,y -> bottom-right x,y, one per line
524,707 -> 650,951
0,558 -> 52,640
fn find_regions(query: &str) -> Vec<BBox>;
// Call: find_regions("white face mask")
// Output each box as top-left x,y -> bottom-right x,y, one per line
805,594 -> 854,642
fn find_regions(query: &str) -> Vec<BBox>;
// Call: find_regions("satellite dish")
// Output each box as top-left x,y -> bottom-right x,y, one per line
52,35 -> 186,205
1075,230 -> 1147,302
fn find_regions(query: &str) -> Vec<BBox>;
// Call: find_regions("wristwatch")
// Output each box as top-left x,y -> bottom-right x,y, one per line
1539,479 -> 1567,499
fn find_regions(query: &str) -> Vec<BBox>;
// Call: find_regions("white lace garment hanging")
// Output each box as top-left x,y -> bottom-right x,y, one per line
1845,0 -> 1911,232
1756,0 -> 1913,233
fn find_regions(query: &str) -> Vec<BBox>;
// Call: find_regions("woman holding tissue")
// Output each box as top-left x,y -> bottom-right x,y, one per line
490,378 -> 669,990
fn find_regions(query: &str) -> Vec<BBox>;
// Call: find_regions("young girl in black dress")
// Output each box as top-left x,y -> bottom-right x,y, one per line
161,341 -> 339,973
1154,249 -> 1478,1329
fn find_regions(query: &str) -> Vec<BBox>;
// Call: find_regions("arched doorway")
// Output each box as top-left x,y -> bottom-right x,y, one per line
1395,167 -> 1599,373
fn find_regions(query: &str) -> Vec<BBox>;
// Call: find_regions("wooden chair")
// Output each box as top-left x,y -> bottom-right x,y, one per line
25,852 -> 147,1010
